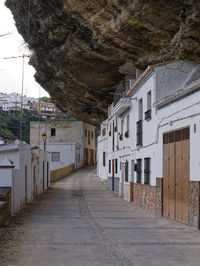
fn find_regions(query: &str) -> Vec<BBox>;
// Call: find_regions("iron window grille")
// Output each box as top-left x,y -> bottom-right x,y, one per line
115,159 -> 118,174
103,152 -> 106,167
125,160 -> 129,182
125,130 -> 129,138
51,152 -> 60,162
144,158 -> 150,185
109,160 -> 111,173
136,120 -> 143,146
136,159 -> 142,183
119,134 -> 123,141
145,109 -> 152,120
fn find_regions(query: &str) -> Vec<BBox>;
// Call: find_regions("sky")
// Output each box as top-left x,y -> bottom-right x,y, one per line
0,1 -> 49,98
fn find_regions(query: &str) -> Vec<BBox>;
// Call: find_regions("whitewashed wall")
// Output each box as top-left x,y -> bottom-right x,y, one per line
40,142 -> 81,170
97,126 -> 108,179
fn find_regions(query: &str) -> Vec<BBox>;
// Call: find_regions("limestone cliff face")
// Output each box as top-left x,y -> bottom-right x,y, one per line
5,0 -> 200,125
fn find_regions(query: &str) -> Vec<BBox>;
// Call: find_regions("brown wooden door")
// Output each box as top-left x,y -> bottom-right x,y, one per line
90,149 -> 94,165
175,129 -> 189,224
163,133 -> 175,220
163,127 -> 189,224
84,148 -> 88,165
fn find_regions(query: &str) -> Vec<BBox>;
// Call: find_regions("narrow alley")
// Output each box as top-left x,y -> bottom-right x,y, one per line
1,167 -> 200,266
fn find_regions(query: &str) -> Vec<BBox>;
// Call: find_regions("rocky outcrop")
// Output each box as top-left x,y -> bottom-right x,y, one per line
5,0 -> 200,125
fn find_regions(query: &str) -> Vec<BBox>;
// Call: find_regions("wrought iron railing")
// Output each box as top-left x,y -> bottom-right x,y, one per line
136,120 -> 143,146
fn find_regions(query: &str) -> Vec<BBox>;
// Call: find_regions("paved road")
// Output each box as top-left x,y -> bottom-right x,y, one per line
1,167 -> 200,266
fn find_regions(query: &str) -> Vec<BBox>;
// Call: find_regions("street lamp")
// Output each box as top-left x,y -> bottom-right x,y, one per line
42,132 -> 47,151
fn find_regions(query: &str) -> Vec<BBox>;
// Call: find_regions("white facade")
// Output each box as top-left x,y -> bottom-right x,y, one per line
31,148 -> 50,197
0,141 -> 50,214
0,92 -> 38,112
97,120 -> 108,179
39,142 -> 82,170
98,60 -> 200,203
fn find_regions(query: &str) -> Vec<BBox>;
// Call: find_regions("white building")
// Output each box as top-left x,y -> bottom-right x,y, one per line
39,142 -> 82,170
97,120 -> 108,179
31,147 -> 50,197
0,141 -> 50,214
98,60 -> 200,228
0,92 -> 38,112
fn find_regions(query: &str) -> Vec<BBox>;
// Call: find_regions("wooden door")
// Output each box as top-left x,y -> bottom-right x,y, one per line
84,148 -> 88,165
163,127 -> 189,224
175,128 -> 189,224
90,149 -> 94,165
163,132 -> 175,220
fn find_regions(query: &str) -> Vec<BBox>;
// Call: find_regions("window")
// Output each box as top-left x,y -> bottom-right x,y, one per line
144,158 -> 151,185
112,121 -> 115,151
125,115 -> 129,138
109,160 -> 111,173
138,98 -> 143,120
136,159 -> 142,183
125,160 -> 129,182
88,130 -> 91,145
85,129 -> 87,138
51,152 -> 60,162
121,119 -> 123,135
103,152 -> 106,167
115,117 -> 118,132
115,159 -> 118,174
145,91 -> 152,120
92,131 -> 94,139
127,115 -> 129,131
109,123 -> 111,136
102,128 -> 106,136
51,128 -> 56,136
147,91 -> 151,110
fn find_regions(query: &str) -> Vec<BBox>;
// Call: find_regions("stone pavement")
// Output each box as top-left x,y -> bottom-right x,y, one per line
1,167 -> 200,266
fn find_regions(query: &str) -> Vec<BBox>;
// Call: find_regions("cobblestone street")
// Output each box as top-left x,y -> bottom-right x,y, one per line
1,167 -> 200,266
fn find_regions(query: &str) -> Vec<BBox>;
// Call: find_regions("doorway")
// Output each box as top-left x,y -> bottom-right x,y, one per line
163,127 -> 190,224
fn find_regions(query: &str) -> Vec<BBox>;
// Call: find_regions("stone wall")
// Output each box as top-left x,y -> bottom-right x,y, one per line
155,178 -> 163,216
0,187 -> 11,227
50,164 -> 75,182
133,183 -> 156,214
188,181 -> 200,228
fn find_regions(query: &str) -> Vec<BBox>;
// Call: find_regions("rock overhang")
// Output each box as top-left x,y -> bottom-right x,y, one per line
5,0 -> 200,126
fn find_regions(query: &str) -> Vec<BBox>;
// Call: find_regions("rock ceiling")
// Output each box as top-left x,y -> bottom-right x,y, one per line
5,0 -> 200,126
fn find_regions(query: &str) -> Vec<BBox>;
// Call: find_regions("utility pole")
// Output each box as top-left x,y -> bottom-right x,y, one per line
20,55 -> 25,141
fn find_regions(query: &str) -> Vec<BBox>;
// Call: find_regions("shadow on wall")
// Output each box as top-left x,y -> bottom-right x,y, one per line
50,164 -> 75,182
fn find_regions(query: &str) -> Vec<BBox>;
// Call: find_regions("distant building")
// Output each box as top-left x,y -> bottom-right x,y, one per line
39,142 -> 82,170
0,92 -> 38,113
32,102 -> 56,118
30,120 -> 96,166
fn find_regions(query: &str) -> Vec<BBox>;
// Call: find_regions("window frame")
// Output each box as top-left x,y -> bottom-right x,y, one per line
51,152 -> 60,162
136,159 -> 142,183
103,152 -> 106,167
144,157 -> 151,185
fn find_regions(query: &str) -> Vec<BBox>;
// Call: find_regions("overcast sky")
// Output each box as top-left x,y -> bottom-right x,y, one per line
0,1 -> 49,98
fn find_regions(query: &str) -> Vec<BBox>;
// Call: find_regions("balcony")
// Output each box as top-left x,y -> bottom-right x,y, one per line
111,98 -> 131,117
136,120 -> 143,146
